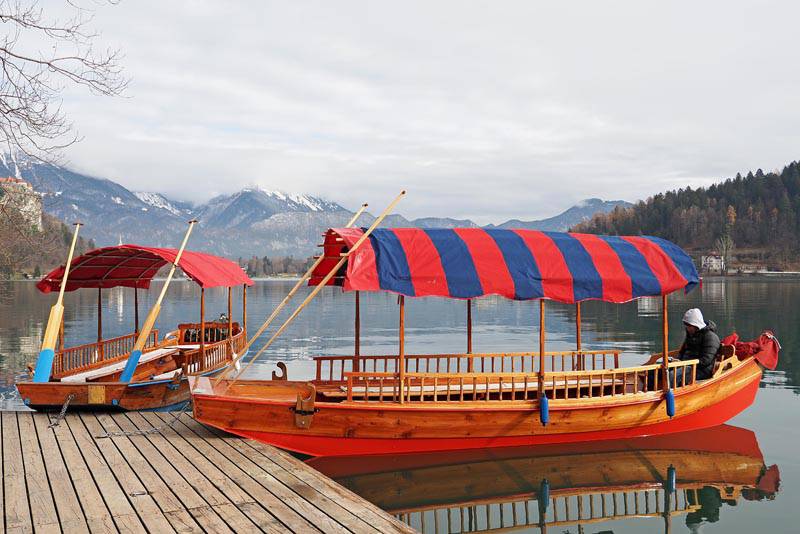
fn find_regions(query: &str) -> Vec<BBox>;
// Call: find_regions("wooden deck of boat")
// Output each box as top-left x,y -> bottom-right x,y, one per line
0,410 -> 415,533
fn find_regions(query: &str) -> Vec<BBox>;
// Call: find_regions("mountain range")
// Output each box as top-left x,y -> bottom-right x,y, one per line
0,153 -> 630,258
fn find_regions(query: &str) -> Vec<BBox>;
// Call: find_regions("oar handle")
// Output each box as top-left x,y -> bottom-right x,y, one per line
226,191 -> 405,388
132,219 -> 197,353
42,222 -> 83,350
57,222 -> 83,302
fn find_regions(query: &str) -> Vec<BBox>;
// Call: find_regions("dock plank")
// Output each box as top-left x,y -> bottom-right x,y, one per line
137,412 -> 286,533
63,413 -> 146,534
48,413 -> 120,533
17,413 -> 60,533
219,427 -> 417,534
78,413 -> 177,534
2,411 -> 412,534
123,412 -> 262,533
161,413 -> 348,534
2,412 -> 33,534
106,412 -> 234,534
165,412 -> 380,534
141,412 -> 321,533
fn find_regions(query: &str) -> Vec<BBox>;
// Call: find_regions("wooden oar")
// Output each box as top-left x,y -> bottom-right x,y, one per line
119,219 -> 197,382
214,202 -> 369,385
32,222 -> 83,382
226,191 -> 406,389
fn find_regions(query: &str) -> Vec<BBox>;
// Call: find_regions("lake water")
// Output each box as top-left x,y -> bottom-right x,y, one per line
0,278 -> 798,533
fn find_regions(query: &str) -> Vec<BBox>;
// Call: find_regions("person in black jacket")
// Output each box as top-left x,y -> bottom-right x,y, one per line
644,308 -> 721,387
678,308 -> 721,380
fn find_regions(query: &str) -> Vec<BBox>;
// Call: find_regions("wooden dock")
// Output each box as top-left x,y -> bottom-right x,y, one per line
0,411 -> 415,533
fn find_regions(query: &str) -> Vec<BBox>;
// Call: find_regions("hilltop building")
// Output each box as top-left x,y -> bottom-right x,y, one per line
0,177 -> 42,231
701,254 -> 725,274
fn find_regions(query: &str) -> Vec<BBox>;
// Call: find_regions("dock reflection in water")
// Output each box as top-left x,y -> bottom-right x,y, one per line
308,425 -> 779,533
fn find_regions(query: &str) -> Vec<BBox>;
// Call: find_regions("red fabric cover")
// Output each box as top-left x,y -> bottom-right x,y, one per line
310,227 -> 699,303
721,331 -> 780,370
454,227 -> 516,298
721,333 -> 739,345
571,233 -> 633,302
37,244 -> 253,292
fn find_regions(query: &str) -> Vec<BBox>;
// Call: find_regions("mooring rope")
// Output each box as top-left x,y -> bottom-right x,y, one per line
95,401 -> 192,439
48,393 -> 76,429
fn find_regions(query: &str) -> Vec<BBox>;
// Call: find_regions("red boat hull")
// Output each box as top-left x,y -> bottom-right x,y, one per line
221,374 -> 759,456
195,359 -> 762,457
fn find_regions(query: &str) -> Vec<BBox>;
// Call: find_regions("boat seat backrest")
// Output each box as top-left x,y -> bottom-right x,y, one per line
718,345 -> 735,359
712,344 -> 737,376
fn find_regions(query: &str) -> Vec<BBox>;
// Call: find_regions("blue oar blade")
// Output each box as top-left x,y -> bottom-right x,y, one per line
32,348 -> 56,383
119,349 -> 143,383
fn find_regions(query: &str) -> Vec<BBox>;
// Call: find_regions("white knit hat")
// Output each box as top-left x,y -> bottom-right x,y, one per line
682,308 -> 705,329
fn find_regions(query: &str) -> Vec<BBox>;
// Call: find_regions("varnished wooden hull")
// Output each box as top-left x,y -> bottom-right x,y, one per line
191,358 -> 763,456
307,425 -> 777,513
18,372 -> 215,411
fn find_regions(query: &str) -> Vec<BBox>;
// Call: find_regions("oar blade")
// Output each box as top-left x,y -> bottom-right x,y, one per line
33,303 -> 64,382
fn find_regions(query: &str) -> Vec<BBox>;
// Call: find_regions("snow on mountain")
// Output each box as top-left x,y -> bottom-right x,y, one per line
195,187 -> 347,230
134,191 -> 192,217
0,152 -> 634,259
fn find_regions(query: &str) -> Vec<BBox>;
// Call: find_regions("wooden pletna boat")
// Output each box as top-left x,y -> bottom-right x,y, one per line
17,242 -> 253,411
190,193 -> 780,456
309,425 -> 780,532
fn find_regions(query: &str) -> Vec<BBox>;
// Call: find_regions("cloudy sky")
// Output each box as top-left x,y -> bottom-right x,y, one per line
51,0 -> 800,224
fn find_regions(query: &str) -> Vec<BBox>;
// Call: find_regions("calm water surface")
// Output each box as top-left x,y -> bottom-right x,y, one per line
1,278 -> 798,533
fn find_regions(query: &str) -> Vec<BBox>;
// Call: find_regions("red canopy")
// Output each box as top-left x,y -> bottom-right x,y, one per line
310,227 -> 699,304
37,244 -> 253,293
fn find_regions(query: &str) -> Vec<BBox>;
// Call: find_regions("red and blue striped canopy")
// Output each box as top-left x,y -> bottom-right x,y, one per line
310,228 -> 699,303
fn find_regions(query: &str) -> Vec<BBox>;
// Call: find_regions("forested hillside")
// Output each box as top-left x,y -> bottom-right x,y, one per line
0,212 -> 93,278
573,161 -> 800,268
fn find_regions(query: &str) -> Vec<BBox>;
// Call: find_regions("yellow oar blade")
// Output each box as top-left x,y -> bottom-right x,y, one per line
40,304 -> 64,351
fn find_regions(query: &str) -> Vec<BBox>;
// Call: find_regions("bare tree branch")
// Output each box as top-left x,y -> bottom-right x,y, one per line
0,0 -> 127,161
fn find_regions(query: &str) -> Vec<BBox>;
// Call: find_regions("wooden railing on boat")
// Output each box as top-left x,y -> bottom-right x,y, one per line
316,350 -> 621,383
342,360 -> 698,403
52,330 -> 159,378
182,326 -> 246,375
177,321 -> 241,344
397,486 -> 701,533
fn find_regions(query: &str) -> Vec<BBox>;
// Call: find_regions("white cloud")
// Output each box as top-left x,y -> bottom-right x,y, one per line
50,0 -> 800,224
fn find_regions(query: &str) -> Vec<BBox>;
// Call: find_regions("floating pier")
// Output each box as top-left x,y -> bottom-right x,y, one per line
0,411 -> 414,533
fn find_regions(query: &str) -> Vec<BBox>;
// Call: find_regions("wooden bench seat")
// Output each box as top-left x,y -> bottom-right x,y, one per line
60,347 -> 180,383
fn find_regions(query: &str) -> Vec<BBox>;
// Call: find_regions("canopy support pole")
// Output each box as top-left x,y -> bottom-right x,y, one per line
538,299 -> 549,425
134,287 -> 139,335
242,284 -> 247,338
576,301 -> 582,370
467,299 -> 473,372
399,295 -> 405,404
227,287 -> 232,339
662,294 -> 669,388
539,300 -> 545,377
354,291 -> 361,372
200,288 -> 206,360
97,288 -> 103,361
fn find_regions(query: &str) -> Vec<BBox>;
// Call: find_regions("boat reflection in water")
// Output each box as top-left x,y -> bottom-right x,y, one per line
308,425 -> 779,533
